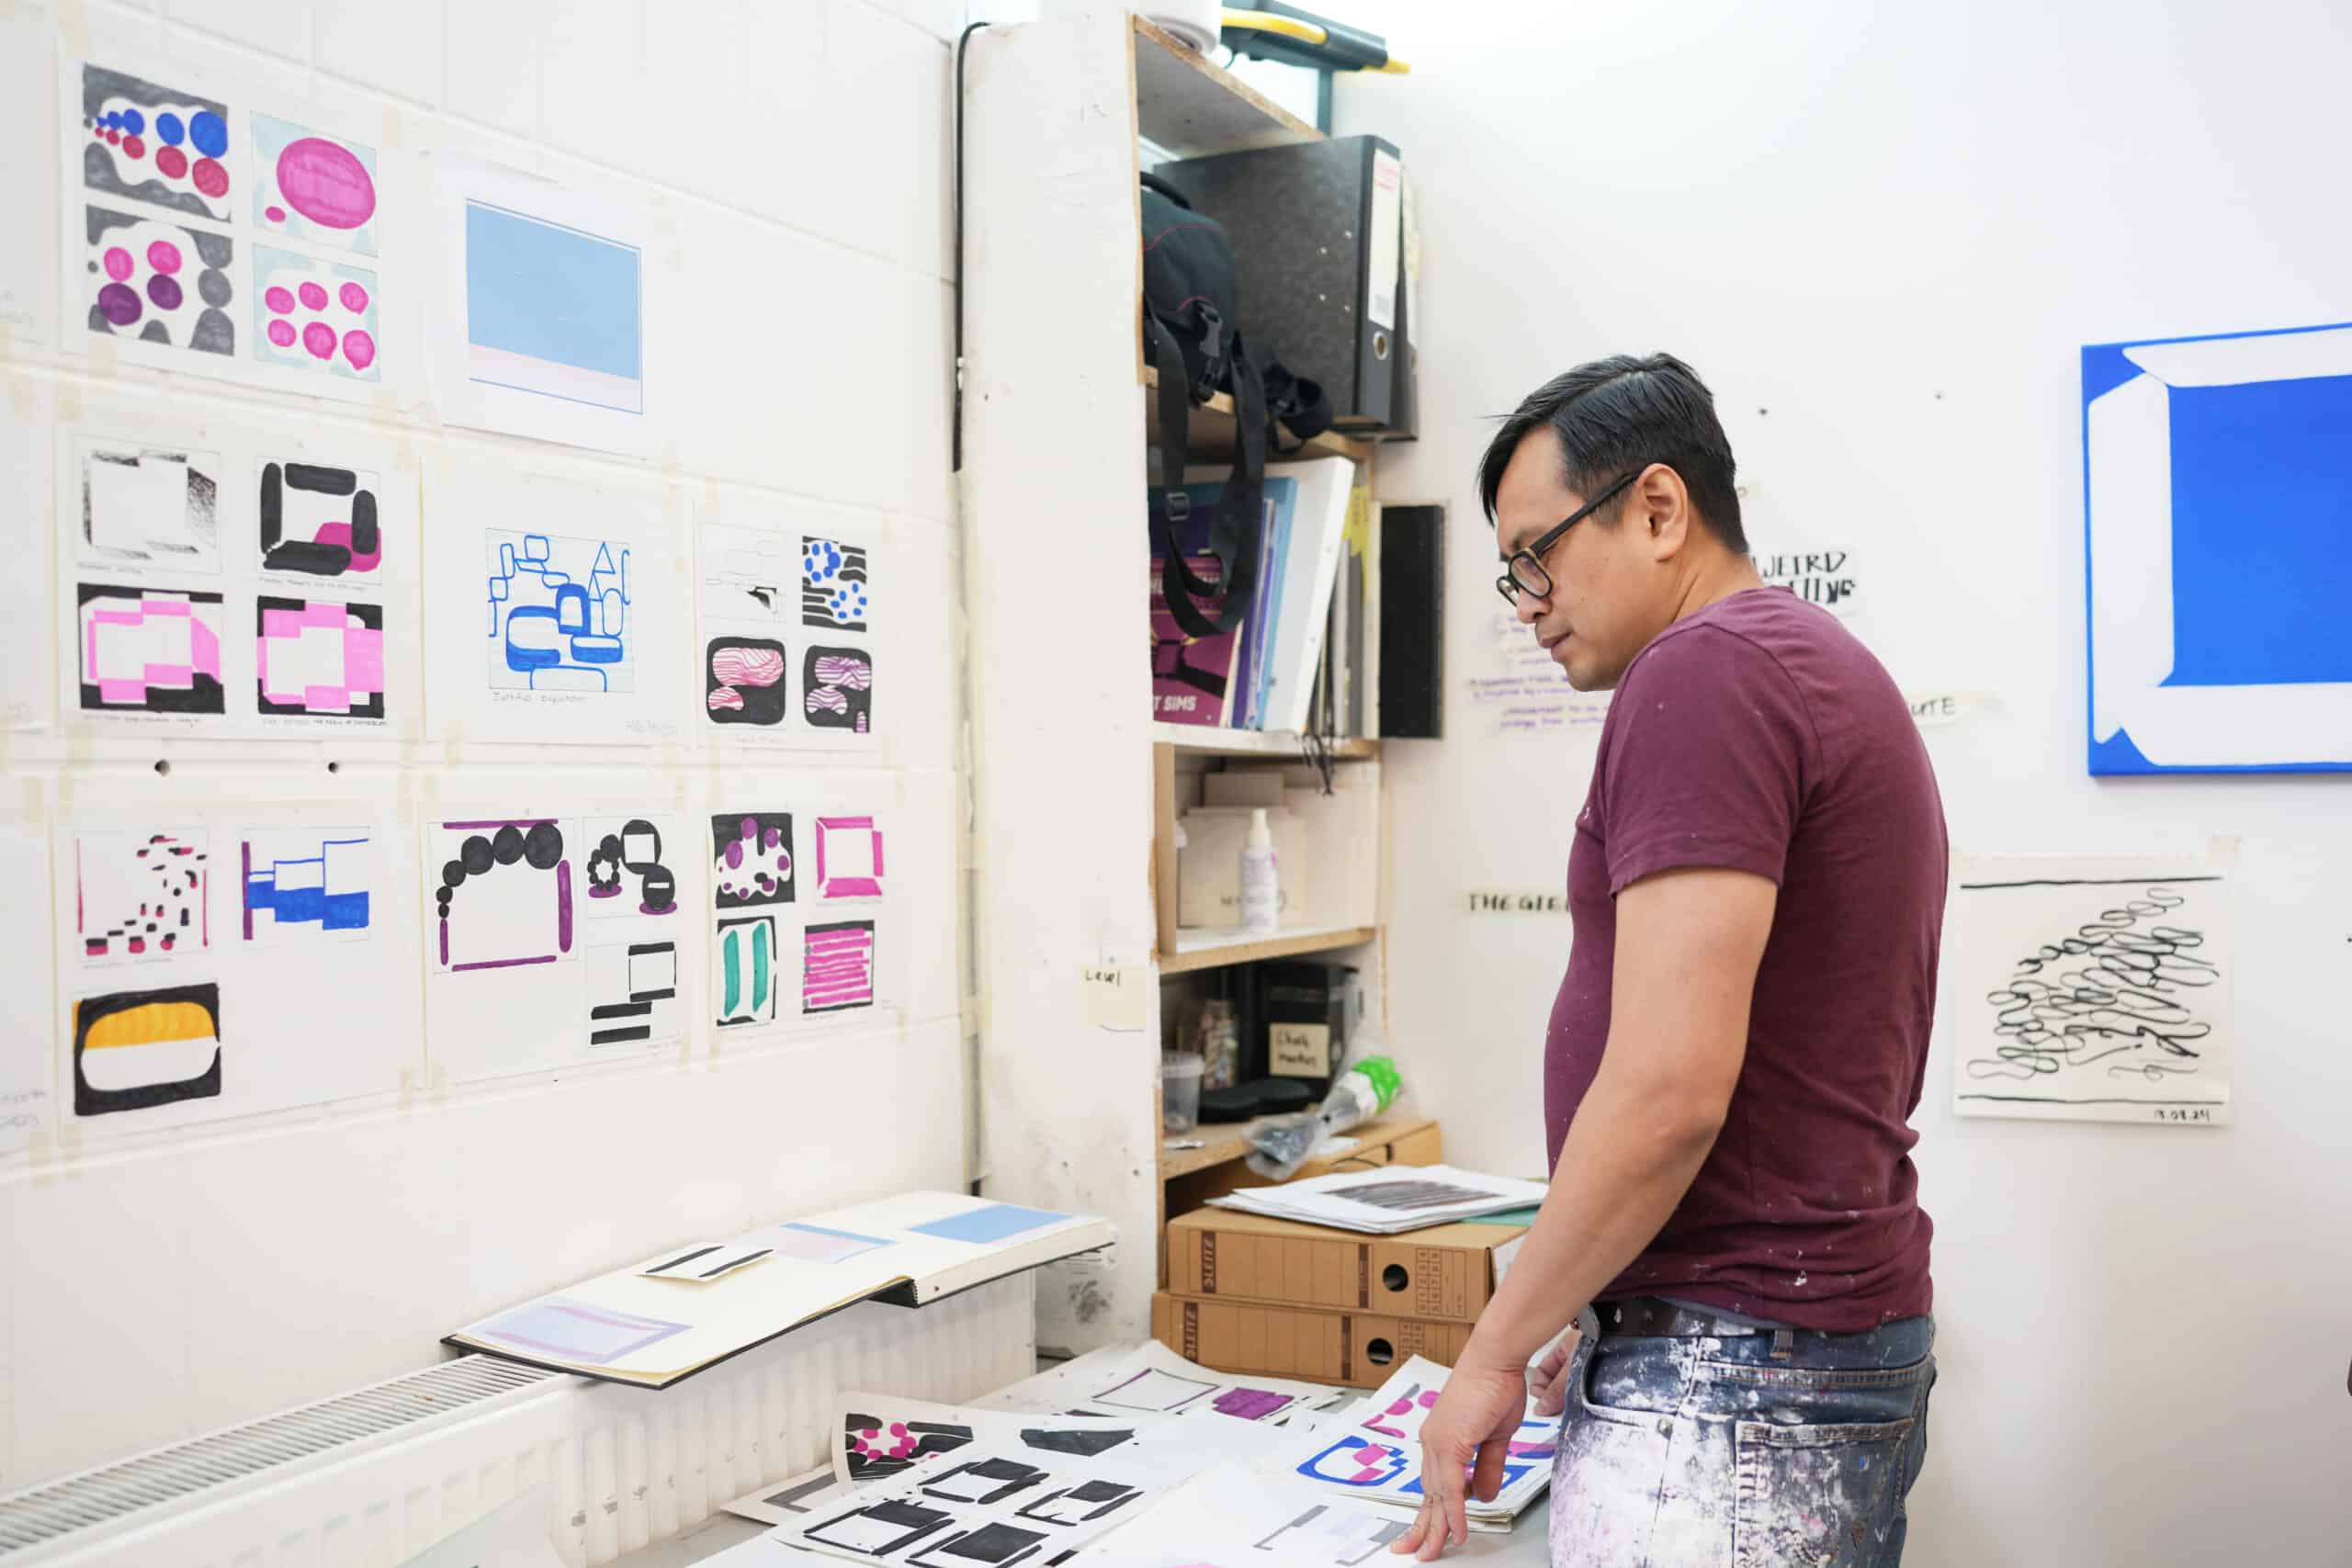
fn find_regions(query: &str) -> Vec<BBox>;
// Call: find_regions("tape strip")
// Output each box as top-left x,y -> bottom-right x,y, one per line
397,1067 -> 415,1112
58,0 -> 88,55
86,338 -> 115,380
28,1129 -> 53,1190
5,370 -> 32,419
22,773 -> 45,826
429,1063 -> 448,1106
54,375 -> 81,423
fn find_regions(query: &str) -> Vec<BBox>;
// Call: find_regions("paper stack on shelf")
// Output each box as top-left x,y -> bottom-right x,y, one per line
1205,1164 -> 1549,1235
1263,1354 -> 1559,1531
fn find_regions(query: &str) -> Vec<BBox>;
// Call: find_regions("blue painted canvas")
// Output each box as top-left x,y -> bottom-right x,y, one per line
464,200 -> 644,414
2083,321 -> 2352,773
909,1202 -> 1069,1246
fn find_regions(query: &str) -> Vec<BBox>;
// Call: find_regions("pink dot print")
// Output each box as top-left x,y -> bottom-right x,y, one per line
265,286 -> 296,314
267,320 -> 298,348
298,281 -> 328,310
339,280 -> 369,313
302,321 -> 337,360
102,247 -> 134,282
265,205 -> 286,222
341,329 -> 376,371
146,240 -> 182,275
191,157 -> 229,198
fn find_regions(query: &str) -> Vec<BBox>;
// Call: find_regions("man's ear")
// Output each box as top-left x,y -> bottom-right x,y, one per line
1641,466 -> 1693,560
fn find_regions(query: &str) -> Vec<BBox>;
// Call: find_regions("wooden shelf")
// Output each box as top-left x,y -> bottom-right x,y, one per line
1159,922 -> 1378,975
1132,15 -> 1322,157
1159,1113 -> 1439,1180
1144,367 -> 1374,468
1149,722 -> 1377,760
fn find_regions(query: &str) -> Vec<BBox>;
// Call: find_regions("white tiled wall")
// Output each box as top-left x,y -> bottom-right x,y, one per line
0,0 -> 967,1488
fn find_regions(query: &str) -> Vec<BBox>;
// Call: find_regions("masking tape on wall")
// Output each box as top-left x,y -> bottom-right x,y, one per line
54,374 -> 81,423
28,1129 -> 53,1189
429,1062 -> 448,1106
6,369 -> 33,419
86,338 -> 115,380
60,1123 -> 82,1169
58,0 -> 88,56
22,773 -> 45,827
397,1067 -> 415,1111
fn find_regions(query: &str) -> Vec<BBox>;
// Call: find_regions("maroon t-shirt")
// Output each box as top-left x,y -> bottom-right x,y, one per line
1547,588 -> 1945,1332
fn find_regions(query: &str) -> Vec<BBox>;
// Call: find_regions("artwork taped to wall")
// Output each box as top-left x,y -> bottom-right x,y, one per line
81,204 -> 233,359
813,816 -> 886,902
241,829 -> 371,942
424,154 -> 655,454
74,828 -> 209,964
584,937 -> 682,1051
258,457 -> 381,580
75,584 -> 225,718
252,246 -> 379,380
430,818 -> 575,974
72,980 -> 222,1118
714,914 -> 777,1029
73,436 -> 223,572
250,113 -> 379,255
255,596 -> 386,720
1752,547 -> 1860,618
713,812 -> 794,910
2084,321 -> 2352,773
806,646 -> 875,735
582,816 -> 679,919
804,919 -> 876,1014
78,62 -> 233,223
427,472 -> 679,744
1950,852 -> 2233,1125
698,519 -> 888,749
581,809 -> 686,1052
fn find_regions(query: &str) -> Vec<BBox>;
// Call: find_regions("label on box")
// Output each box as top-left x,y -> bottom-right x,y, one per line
1270,1022 -> 1330,1077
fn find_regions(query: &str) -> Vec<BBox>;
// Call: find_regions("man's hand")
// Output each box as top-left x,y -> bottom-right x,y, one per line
1391,1353 -> 1530,1561
1531,1328 -> 1579,1417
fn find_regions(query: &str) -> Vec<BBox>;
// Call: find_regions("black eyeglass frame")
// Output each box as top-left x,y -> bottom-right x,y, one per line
1493,466 -> 1647,605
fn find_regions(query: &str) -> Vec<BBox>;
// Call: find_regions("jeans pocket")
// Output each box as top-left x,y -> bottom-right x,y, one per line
1552,1404 -> 1676,1567
1732,1416 -> 1916,1568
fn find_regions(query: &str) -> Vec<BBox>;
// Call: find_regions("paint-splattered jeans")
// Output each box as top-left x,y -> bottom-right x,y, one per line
1549,1312 -> 1935,1567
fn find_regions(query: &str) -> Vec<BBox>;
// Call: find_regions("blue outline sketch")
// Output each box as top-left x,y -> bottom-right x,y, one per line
486,531 -> 633,694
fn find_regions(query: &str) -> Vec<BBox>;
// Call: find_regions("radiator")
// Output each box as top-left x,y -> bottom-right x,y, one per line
0,1275 -> 1034,1568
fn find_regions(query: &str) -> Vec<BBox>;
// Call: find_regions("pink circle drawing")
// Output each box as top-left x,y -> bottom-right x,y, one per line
146,275 -> 183,311
342,329 -> 376,371
155,145 -> 187,179
266,204 -> 286,222
123,134 -> 145,159
191,157 -> 229,198
266,319 -> 297,347
339,280 -> 369,314
298,280 -> 329,310
265,286 -> 296,314
146,240 -> 182,275
302,321 -> 337,360
275,137 -> 376,231
102,247 -> 134,282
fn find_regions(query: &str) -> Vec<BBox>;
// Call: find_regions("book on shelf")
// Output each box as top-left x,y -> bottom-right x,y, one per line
1150,545 -> 1242,728
1148,476 -> 1297,729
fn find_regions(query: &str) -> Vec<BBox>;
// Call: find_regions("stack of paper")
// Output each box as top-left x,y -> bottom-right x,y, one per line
1261,1355 -> 1559,1531
1206,1165 -> 1549,1235
1058,1338 -> 1357,1425
1068,1463 -> 1542,1568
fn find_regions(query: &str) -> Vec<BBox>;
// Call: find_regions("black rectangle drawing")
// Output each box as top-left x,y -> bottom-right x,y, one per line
255,597 -> 386,718
76,584 -> 226,715
587,940 -> 677,1047
260,460 -> 381,578
1012,1480 -> 1144,1527
712,812 -> 793,908
917,1458 -> 1048,1507
76,439 -> 221,570
72,981 -> 222,1117
806,1499 -> 958,1557
906,1524 -> 1048,1568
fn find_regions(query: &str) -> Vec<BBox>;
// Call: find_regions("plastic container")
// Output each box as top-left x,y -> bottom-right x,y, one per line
1162,1051 -> 1206,1134
1238,807 -> 1280,936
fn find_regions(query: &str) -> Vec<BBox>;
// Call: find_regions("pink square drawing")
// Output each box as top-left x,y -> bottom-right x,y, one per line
255,596 -> 385,719
813,815 -> 884,900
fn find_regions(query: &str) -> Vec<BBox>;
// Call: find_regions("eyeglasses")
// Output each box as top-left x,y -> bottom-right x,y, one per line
1494,467 -> 1646,606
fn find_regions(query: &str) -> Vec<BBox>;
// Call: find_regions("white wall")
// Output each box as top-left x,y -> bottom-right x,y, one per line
1,0 -> 971,1489
1337,2 -> 2352,1562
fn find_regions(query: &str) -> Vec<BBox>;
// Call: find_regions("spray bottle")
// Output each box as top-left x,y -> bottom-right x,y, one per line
1238,807 -> 1280,935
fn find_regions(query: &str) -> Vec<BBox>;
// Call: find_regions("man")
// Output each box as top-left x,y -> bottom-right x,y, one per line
1395,355 -> 1946,1565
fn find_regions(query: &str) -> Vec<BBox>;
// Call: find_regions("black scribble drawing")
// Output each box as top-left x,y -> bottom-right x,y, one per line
1966,880 -> 2220,1088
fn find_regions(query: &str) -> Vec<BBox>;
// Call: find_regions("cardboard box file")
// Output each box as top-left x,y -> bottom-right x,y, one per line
1166,1206 -> 1527,1324
1153,1292 -> 1475,1390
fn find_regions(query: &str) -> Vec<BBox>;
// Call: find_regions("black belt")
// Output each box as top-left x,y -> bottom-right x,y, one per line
1592,1295 -> 1791,1338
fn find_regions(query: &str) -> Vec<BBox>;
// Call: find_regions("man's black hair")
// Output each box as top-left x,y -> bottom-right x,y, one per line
1476,353 -> 1746,554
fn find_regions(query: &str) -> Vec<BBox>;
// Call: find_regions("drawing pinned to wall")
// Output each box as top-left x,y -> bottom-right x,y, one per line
80,65 -> 232,222
582,818 -> 676,917
72,981 -> 221,1117
712,813 -> 793,909
241,829 -> 369,942
703,526 -> 796,623
715,914 -> 776,1027
803,536 -> 870,633
259,459 -> 380,579
707,637 -> 789,726
76,584 -> 225,716
76,829 -> 208,962
249,114 -> 378,254
586,940 -> 679,1048
485,531 -> 632,694
805,646 -> 874,733
2084,321 -> 2352,773
814,816 -> 885,901
253,248 -> 378,378
1951,852 -> 2233,1124
431,818 -> 573,972
254,597 -> 385,719
83,206 -> 232,355
804,919 -> 875,1014
74,438 -> 221,571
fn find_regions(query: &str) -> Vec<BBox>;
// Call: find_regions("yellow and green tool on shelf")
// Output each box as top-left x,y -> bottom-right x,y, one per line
1221,4 -> 1412,74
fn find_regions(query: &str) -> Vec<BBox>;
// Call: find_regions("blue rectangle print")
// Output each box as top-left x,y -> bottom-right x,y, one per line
909,1202 -> 1070,1246
465,201 -> 643,381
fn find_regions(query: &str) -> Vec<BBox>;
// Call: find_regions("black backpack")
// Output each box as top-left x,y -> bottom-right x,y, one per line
1142,172 -> 1330,637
